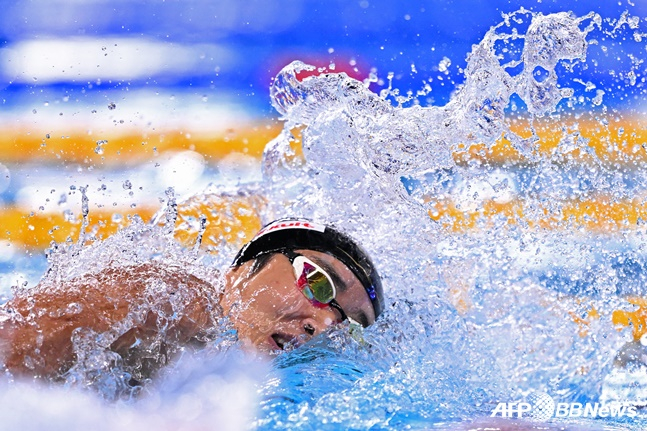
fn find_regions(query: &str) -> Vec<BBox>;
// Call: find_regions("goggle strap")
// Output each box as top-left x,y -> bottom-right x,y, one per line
329,299 -> 348,322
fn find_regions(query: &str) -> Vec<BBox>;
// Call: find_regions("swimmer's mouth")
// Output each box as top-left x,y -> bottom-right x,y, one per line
270,333 -> 301,351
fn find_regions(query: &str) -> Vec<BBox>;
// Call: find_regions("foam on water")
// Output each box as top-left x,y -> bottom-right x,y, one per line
2,8 -> 647,430
260,9 -> 647,429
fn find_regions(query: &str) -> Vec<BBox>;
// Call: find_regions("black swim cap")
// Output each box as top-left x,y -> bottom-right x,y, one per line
232,218 -> 384,319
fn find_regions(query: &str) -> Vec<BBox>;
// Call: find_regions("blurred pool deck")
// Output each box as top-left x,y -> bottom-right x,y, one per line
1,111 -> 647,252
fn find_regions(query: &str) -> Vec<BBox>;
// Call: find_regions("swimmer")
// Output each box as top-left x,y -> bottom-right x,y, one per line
0,218 -> 384,381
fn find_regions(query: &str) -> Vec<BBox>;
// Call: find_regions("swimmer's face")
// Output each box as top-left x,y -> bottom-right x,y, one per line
221,250 -> 375,353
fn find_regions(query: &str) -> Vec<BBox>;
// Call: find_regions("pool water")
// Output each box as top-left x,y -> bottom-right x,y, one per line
2,8 -> 647,431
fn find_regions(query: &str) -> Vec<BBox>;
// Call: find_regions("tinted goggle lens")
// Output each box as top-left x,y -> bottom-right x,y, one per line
294,258 -> 335,305
289,252 -> 362,327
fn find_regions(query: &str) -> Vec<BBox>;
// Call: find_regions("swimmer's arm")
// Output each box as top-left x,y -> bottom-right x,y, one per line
0,263 -> 218,378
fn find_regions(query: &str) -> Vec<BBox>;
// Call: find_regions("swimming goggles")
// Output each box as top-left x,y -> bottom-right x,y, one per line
282,249 -> 361,327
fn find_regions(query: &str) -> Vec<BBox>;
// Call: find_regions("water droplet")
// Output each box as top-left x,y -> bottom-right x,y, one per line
95,139 -> 108,155
592,89 -> 605,106
163,187 -> 178,236
438,57 -> 451,73
78,186 -> 90,245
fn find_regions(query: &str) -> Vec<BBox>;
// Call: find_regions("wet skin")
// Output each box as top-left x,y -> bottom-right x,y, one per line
0,249 -> 375,378
221,250 -> 376,352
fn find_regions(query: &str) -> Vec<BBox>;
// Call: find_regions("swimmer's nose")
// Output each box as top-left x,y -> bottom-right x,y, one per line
303,322 -> 315,335
301,317 -> 331,336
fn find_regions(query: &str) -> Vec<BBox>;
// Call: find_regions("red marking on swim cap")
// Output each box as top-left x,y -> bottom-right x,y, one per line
254,220 -> 326,239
